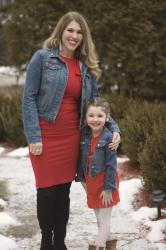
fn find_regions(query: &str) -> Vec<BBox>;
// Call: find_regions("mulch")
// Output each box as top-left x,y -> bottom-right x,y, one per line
118,159 -> 166,243
118,159 -> 166,215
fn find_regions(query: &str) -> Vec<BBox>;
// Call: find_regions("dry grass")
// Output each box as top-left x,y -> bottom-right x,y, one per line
0,85 -> 23,97
0,180 -> 8,200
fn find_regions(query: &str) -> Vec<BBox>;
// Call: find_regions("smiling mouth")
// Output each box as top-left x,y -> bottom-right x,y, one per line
91,124 -> 101,127
68,40 -> 78,46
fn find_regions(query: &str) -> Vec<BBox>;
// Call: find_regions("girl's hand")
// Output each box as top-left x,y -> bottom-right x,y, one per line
108,132 -> 121,150
29,142 -> 43,155
100,190 -> 113,206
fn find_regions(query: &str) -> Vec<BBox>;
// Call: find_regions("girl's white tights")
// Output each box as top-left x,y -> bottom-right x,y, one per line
94,207 -> 112,247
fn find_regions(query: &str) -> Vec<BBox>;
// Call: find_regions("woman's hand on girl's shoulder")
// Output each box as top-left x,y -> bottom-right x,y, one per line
108,132 -> 121,150
29,142 -> 43,155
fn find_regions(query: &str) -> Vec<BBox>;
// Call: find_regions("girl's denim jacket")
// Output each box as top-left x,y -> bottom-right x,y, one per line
76,127 -> 117,192
22,48 -> 120,144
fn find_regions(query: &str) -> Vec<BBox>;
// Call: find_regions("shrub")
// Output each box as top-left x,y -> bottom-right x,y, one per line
102,93 -> 133,154
108,93 -> 132,122
119,100 -> 166,164
138,119 -> 166,192
0,92 -> 8,141
0,88 -> 27,147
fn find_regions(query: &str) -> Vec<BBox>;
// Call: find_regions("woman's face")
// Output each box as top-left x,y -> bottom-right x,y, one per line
61,20 -> 83,57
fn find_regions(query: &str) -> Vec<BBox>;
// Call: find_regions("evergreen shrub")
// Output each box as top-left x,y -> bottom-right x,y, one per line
138,120 -> 166,192
0,88 -> 26,147
108,93 -> 132,122
0,91 -> 8,141
105,93 -> 133,154
119,100 -> 166,164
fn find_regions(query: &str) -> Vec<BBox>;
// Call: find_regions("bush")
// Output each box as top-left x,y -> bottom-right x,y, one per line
108,93 -> 132,122
138,120 -> 166,192
101,93 -> 133,154
0,92 -> 8,141
119,100 -> 166,164
0,88 -> 27,147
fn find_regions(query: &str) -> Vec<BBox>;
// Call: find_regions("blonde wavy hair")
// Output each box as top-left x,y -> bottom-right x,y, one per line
43,11 -> 102,80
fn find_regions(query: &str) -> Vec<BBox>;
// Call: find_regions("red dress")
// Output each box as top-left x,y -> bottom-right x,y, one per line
86,136 -> 120,208
30,55 -> 82,188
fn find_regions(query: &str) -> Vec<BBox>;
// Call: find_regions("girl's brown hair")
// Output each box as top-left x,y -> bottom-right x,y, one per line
43,11 -> 101,80
86,97 -> 110,117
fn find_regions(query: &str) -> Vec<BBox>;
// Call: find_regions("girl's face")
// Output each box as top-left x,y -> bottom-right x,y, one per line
86,106 -> 107,136
61,20 -> 83,57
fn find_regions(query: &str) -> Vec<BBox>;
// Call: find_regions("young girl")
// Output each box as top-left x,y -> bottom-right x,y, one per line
77,97 -> 120,250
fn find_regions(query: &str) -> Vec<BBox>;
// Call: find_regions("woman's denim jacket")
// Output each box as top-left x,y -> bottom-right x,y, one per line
22,48 -> 120,144
76,127 -> 117,192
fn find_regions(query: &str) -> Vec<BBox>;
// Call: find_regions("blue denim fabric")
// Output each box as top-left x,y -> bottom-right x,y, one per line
22,48 -> 120,144
76,127 -> 117,192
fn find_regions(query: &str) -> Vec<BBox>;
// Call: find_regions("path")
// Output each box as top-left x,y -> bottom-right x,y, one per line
0,156 -> 164,250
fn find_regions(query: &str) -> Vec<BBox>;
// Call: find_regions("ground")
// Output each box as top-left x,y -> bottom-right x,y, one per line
0,147 -> 166,250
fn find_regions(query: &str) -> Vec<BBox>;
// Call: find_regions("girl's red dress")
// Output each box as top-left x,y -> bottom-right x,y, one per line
30,55 -> 82,188
85,136 -> 120,208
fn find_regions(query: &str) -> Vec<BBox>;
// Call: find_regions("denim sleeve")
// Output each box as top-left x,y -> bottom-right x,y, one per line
22,50 -> 43,144
104,147 -> 117,192
105,116 -> 120,133
75,159 -> 85,182
75,133 -> 85,182
91,75 -> 100,98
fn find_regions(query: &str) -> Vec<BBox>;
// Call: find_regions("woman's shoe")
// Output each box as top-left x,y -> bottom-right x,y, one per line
88,245 -> 105,250
88,245 -> 96,250
105,239 -> 117,250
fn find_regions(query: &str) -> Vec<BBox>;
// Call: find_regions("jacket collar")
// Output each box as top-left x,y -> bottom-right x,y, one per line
84,126 -> 112,142
48,47 -> 60,58
47,47 -> 89,76
99,127 -> 112,142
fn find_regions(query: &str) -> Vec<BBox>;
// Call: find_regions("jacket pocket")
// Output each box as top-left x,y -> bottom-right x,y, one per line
95,142 -> 106,170
44,62 -> 62,80
45,62 -> 62,70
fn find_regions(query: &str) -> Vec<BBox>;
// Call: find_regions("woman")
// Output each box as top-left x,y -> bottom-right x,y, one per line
22,11 -> 120,250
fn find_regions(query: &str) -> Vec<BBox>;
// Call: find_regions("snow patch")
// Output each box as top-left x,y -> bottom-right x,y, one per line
7,147 -> 29,157
0,147 -> 5,154
118,178 -> 142,212
131,206 -> 157,221
0,212 -> 17,227
117,156 -> 130,164
144,218 -> 166,242
0,199 -> 7,209
0,66 -> 18,76
0,234 -> 17,250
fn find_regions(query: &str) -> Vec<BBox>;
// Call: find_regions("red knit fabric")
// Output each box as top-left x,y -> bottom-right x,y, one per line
30,55 -> 82,188
86,136 -> 120,208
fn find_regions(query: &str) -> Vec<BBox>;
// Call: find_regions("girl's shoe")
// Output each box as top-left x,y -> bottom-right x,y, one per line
88,245 -> 105,250
105,239 -> 117,250
88,245 -> 96,250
